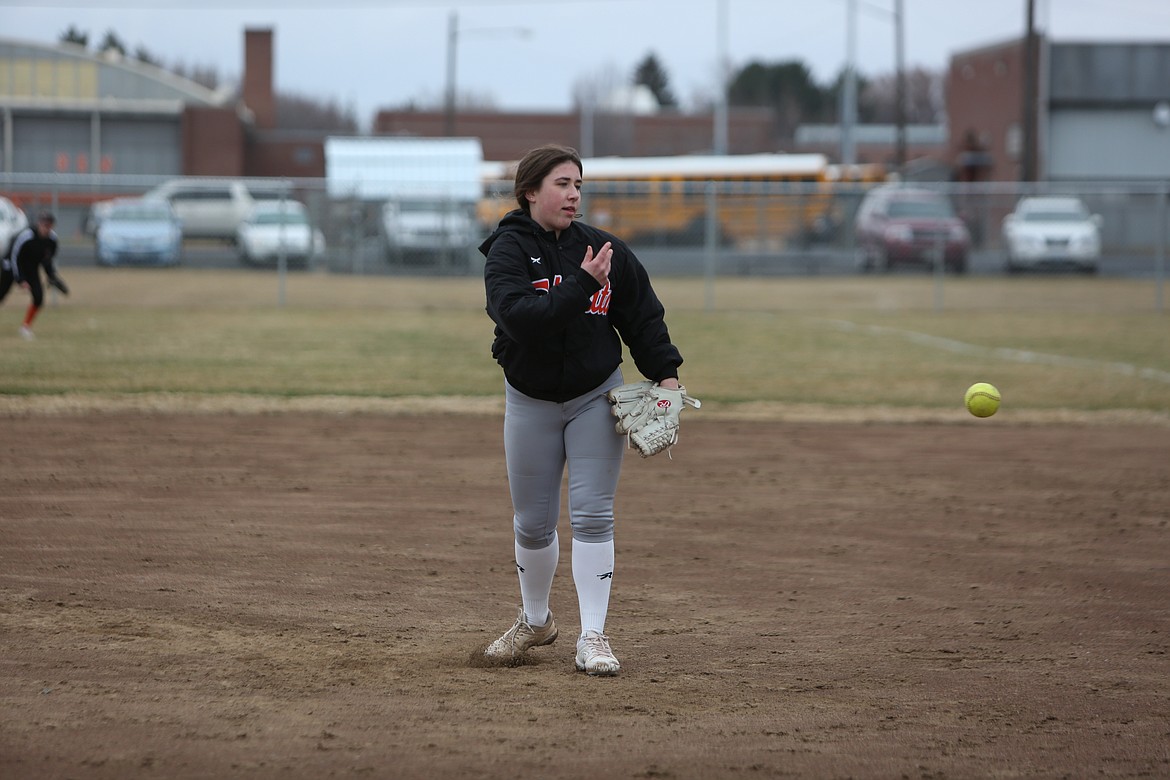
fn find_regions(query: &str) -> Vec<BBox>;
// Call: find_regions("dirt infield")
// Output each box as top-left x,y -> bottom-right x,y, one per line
2,412 -> 1168,779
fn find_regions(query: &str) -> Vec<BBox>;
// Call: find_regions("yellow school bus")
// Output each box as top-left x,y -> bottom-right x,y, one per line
479,154 -> 885,249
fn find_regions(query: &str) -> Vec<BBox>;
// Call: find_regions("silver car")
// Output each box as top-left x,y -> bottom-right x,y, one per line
236,200 -> 324,267
95,198 -> 183,267
1002,197 -> 1102,274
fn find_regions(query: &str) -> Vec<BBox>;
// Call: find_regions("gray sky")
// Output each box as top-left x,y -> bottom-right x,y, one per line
3,0 -> 1169,130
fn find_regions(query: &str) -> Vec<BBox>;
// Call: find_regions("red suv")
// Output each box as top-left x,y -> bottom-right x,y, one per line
854,186 -> 970,273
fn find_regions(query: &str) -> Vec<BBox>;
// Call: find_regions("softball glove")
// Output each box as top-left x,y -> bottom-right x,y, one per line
606,381 -> 701,458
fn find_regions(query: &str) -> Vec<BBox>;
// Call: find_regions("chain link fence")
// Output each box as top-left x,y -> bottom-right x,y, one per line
3,173 -> 1167,307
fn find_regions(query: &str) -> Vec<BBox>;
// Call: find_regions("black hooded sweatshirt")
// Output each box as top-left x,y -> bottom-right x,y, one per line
480,209 -> 682,403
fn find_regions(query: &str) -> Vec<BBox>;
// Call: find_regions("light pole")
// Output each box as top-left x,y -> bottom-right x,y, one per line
841,0 -> 858,166
444,10 -> 531,137
842,1 -> 906,173
1021,0 -> 1039,181
713,0 -> 729,155
893,0 -> 906,172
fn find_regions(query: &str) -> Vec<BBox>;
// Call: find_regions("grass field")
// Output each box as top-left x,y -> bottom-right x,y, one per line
1,268 -> 1168,420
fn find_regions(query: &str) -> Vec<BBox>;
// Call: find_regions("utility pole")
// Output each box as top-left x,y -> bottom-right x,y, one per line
443,12 -> 529,138
840,0 -> 857,166
1021,0 -> 1038,181
713,0 -> 729,155
444,10 -> 457,137
894,0 -> 907,173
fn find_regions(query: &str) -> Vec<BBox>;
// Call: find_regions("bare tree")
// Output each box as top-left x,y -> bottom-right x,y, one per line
455,90 -> 499,111
276,92 -> 359,133
571,64 -> 627,112
170,61 -> 221,91
572,64 -> 642,156
859,66 -> 944,124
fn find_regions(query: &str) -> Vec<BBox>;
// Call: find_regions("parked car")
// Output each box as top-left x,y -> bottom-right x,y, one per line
83,199 -> 115,236
381,197 -> 479,265
236,200 -> 324,267
95,198 -> 183,267
142,178 -> 293,242
854,186 -> 970,273
0,195 -> 29,255
1002,196 -> 1101,274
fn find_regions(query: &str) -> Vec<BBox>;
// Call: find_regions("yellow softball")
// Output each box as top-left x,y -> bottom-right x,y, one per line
964,382 -> 1001,418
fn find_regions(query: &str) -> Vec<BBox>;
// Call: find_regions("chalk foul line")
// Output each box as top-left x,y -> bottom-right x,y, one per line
820,319 -> 1170,384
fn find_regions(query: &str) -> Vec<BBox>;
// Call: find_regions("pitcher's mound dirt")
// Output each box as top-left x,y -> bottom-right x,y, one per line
2,412 -> 1168,778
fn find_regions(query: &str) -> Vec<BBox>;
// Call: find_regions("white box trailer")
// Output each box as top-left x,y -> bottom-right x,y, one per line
325,136 -> 484,266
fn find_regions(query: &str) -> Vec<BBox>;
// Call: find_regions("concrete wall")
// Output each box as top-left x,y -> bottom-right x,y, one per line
1048,108 -> 1170,179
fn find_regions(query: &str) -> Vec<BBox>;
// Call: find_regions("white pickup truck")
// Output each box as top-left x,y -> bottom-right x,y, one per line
380,197 -> 478,264
325,137 -> 484,268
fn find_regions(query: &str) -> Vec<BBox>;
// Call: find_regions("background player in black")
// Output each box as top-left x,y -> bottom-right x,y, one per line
0,211 -> 68,340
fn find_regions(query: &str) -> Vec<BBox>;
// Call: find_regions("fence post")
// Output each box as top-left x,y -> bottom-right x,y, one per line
1157,182 -> 1167,314
704,180 -> 717,313
50,176 -> 61,307
276,186 -> 288,307
933,231 -> 945,312
350,197 -> 364,276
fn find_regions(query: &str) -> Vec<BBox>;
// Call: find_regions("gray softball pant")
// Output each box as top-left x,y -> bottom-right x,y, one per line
504,368 -> 626,549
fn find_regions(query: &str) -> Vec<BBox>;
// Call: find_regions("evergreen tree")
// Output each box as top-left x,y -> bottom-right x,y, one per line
59,26 -> 88,48
134,46 -> 162,67
98,30 -> 127,56
633,52 -> 677,109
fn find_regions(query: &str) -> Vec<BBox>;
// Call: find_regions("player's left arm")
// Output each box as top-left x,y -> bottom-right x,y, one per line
44,233 -> 68,295
608,243 -> 682,383
9,229 -> 31,283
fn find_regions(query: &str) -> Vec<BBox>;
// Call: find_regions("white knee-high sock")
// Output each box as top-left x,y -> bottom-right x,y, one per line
572,538 -> 615,635
516,531 -> 558,627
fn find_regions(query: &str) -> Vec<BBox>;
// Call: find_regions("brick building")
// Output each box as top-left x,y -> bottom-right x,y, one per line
373,107 -> 780,161
945,38 -> 1029,183
945,37 -> 1170,182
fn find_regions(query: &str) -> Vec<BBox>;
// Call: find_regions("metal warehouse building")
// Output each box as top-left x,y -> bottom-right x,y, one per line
0,36 -> 237,177
0,30 -> 330,235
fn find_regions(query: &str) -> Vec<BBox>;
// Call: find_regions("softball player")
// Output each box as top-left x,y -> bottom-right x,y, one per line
479,144 -> 685,675
0,211 -> 66,340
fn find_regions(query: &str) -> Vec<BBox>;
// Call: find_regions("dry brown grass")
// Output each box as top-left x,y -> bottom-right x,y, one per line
2,269 -> 1168,423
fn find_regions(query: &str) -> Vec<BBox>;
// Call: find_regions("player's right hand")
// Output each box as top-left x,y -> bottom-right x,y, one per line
582,241 -> 612,287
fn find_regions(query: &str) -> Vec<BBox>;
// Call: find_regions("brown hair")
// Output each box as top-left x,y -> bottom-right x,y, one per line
513,144 -> 582,214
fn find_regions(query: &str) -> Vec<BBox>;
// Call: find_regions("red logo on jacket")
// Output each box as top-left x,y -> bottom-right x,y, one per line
532,276 -> 611,316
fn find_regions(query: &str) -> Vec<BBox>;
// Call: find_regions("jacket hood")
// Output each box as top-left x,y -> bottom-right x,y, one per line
479,209 -> 545,256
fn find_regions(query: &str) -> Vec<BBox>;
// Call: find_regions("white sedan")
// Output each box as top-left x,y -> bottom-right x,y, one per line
236,201 -> 324,267
1002,197 -> 1102,273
